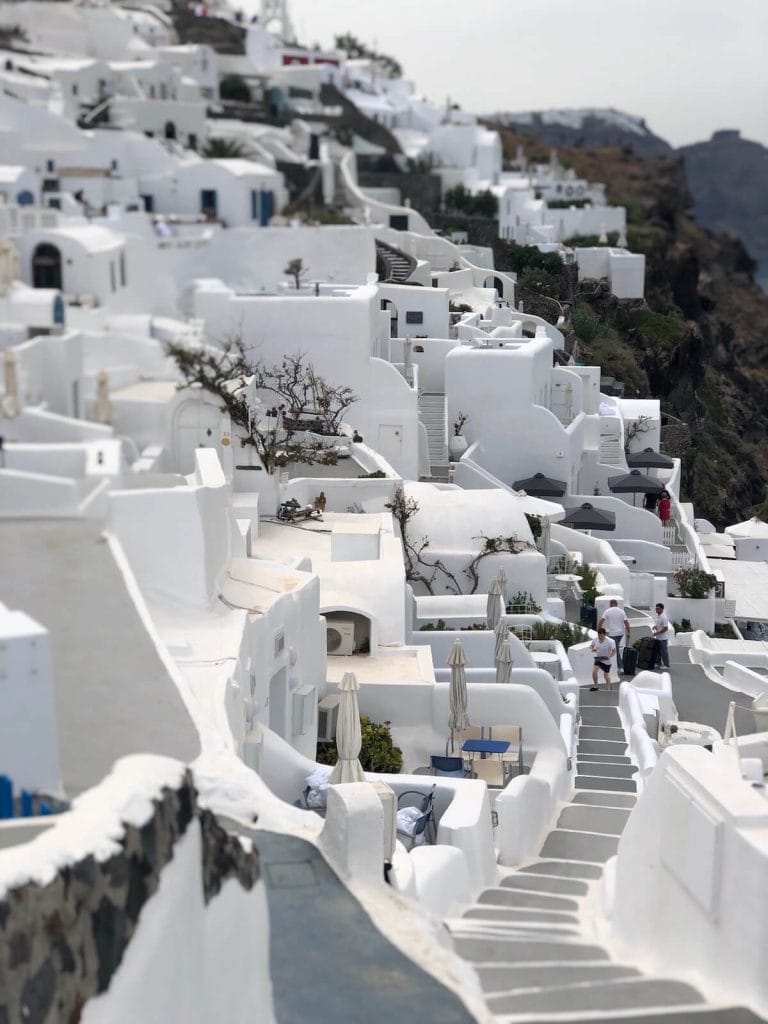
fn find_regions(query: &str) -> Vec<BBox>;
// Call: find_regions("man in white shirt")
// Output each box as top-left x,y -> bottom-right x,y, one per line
598,599 -> 630,662
590,628 -> 616,691
652,602 -> 670,670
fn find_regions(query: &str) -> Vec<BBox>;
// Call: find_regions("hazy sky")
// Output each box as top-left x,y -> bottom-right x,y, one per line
283,0 -> 768,148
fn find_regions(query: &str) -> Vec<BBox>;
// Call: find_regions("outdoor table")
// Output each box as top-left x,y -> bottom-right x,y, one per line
462,739 -> 510,756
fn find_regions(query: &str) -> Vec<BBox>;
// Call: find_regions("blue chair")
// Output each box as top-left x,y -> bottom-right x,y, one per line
430,755 -> 466,778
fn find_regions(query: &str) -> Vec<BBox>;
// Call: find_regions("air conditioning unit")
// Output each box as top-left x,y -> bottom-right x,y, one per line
317,695 -> 340,742
326,618 -> 355,656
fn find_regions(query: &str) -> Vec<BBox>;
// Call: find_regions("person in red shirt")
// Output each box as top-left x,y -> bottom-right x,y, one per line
657,490 -> 671,524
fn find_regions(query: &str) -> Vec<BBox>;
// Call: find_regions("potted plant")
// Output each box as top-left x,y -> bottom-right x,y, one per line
449,411 -> 469,460
577,562 -> 600,629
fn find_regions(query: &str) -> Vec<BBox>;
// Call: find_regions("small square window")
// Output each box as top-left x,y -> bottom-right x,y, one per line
405,311 -> 423,325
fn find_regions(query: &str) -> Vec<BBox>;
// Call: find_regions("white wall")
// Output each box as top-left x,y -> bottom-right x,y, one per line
0,607 -> 61,793
610,744 -> 768,1017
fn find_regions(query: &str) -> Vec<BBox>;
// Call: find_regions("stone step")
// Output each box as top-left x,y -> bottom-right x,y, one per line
462,907 -> 580,928
577,753 -> 632,764
456,913 -> 577,937
578,725 -> 628,741
539,829 -> 619,863
519,860 -> 604,880
578,739 -> 629,756
577,762 -> 638,779
580,707 -> 622,727
476,962 -> 641,994
500,873 -> 590,897
477,888 -> 581,912
571,791 -> 637,809
556,805 -> 631,836
575,775 -> 638,793
451,935 -> 610,964
487,977 -> 704,1016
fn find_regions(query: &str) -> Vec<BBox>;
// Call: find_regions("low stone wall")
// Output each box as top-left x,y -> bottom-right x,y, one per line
0,770 -> 259,1024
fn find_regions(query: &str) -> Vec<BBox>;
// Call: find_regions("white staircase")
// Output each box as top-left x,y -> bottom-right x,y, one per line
599,431 -> 624,466
445,688 -> 765,1023
419,392 -> 448,472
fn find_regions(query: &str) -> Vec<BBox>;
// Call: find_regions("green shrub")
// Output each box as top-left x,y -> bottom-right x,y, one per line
219,74 -> 251,103
419,619 -> 448,631
493,241 -> 564,277
358,470 -> 386,478
571,308 -> 601,345
317,716 -> 403,773
563,232 -> 620,247
507,591 -> 542,614
525,513 -> 542,541
576,563 -> 600,606
518,266 -> 561,298
672,618 -> 693,633
531,621 -> 589,648
673,567 -> 717,599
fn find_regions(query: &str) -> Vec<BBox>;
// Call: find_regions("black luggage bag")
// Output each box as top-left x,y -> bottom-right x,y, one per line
634,636 -> 656,670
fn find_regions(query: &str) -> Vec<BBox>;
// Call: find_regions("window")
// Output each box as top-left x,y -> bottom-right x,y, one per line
119,251 -> 126,287
72,83 -> 78,96
149,84 -> 156,98
110,261 -> 116,292
110,158 -> 118,172
405,311 -> 424,325
46,159 -> 55,173
250,189 -> 259,221
274,632 -> 285,657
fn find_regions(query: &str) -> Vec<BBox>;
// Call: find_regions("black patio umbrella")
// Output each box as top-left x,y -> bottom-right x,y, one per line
608,469 -> 659,494
608,468 -> 661,507
561,503 -> 616,532
512,472 -> 567,497
626,447 -> 675,470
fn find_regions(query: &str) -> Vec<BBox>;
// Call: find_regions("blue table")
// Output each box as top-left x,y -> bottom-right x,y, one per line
462,739 -> 510,755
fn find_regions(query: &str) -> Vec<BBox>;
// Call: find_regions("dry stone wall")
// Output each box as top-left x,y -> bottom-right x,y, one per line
0,771 -> 259,1024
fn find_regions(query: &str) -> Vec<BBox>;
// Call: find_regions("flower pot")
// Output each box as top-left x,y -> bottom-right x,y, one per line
449,434 -> 468,460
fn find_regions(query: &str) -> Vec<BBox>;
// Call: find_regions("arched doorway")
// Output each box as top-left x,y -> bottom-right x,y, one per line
380,298 -> 398,339
173,398 -> 222,474
164,121 -> 177,140
32,243 -> 62,290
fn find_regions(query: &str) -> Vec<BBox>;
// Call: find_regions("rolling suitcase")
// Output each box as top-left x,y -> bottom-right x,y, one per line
622,645 -> 638,675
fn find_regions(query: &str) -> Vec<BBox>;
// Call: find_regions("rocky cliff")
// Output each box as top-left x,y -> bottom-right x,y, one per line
496,127 -> 768,527
680,131 -> 768,290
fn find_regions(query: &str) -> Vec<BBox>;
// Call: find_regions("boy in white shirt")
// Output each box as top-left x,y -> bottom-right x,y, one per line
590,628 -> 616,691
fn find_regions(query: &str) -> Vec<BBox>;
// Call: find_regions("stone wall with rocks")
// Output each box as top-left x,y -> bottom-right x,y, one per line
430,212 -> 501,248
0,769 -> 259,1024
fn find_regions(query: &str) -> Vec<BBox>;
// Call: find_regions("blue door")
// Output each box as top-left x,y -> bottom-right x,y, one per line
259,189 -> 274,226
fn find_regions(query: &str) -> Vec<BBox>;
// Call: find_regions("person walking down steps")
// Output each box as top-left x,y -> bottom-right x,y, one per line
590,628 -> 616,692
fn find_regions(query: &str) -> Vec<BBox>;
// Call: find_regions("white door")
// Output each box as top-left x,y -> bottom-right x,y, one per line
175,400 -> 222,474
377,424 -> 403,463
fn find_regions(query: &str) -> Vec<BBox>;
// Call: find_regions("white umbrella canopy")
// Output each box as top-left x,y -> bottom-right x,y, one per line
486,578 -> 504,630
447,639 -> 470,750
329,672 -> 365,784
495,638 -> 513,684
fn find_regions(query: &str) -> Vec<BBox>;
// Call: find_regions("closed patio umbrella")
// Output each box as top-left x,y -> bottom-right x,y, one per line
495,638 -> 513,684
486,577 -> 504,629
494,618 -> 508,663
329,671 -> 365,784
626,447 -> 674,470
561,502 -> 616,532
496,567 -> 508,605
608,469 -> 659,507
512,472 -> 567,497
447,638 -> 470,752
